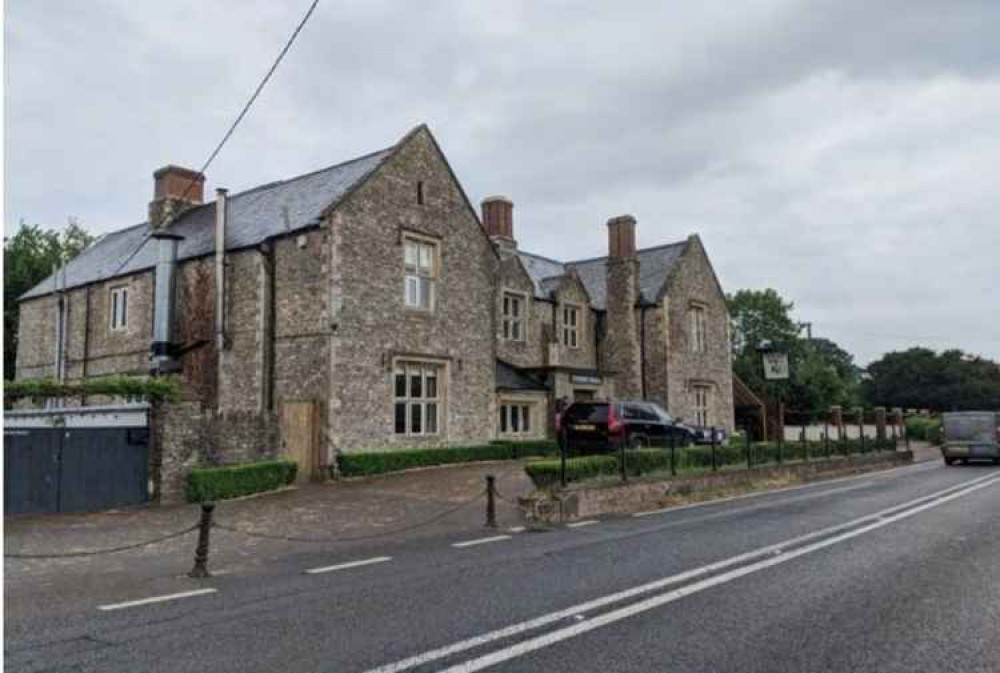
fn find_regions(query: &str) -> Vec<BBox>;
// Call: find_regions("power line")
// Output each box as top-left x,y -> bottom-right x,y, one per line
184,0 -> 322,200
109,0 -> 322,277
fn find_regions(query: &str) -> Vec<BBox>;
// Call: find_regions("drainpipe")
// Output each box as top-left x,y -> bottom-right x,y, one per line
640,305 -> 648,400
215,188 -> 228,408
81,285 -> 92,400
259,238 -> 276,412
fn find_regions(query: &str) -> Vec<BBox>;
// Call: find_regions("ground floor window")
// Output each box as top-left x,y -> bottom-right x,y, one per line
693,385 -> 711,426
394,362 -> 441,435
499,403 -> 532,435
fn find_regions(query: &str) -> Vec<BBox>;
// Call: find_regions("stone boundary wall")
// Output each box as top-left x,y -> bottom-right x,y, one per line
150,402 -> 280,504
521,451 -> 913,523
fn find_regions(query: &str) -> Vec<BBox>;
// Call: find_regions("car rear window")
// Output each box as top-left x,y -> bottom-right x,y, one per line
564,403 -> 608,423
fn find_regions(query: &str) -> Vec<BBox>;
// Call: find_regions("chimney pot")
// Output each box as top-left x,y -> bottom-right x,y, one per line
607,214 -> 637,258
149,165 -> 205,230
481,195 -> 515,248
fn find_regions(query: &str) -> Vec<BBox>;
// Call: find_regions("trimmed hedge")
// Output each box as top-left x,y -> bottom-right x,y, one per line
905,416 -> 942,445
187,460 -> 298,503
337,440 -> 558,477
525,438 -> 900,488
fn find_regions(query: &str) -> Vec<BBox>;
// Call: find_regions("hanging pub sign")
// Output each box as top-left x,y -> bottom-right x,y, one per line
762,351 -> 790,380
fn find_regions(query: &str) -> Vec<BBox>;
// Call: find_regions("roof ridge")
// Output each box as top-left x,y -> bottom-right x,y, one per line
224,145 -> 395,202
516,249 -> 566,266
567,239 -> 689,266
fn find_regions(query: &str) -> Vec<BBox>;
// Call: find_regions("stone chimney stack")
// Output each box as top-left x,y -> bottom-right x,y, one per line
149,165 -> 205,230
604,214 -> 643,399
481,196 -> 516,251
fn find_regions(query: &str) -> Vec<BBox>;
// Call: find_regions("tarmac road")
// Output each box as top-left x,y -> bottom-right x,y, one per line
5,459 -> 999,672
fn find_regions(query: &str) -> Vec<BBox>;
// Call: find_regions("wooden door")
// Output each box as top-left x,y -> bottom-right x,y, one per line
280,401 -> 319,482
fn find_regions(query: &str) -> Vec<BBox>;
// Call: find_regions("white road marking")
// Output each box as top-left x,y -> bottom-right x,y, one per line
364,471 -> 1000,673
566,520 -> 599,528
98,588 -> 217,612
304,556 -> 392,575
508,527 -> 526,533
451,535 -> 512,548
435,474 -> 1000,673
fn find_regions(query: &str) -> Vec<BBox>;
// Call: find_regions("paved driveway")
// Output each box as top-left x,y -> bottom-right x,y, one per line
5,460 -> 536,606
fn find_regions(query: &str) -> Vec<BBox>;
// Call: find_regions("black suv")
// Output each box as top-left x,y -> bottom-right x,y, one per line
557,400 -> 695,454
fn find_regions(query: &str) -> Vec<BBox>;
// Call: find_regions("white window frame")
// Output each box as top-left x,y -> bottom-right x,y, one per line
502,291 -> 525,342
394,362 -> 442,436
403,235 -> 439,311
693,385 -> 711,427
109,285 -> 128,331
499,402 -> 532,436
689,305 -> 707,353
562,304 -> 580,349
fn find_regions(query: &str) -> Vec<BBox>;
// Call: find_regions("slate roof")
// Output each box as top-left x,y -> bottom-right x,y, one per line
495,360 -> 550,392
21,147 -> 394,300
515,240 -> 689,310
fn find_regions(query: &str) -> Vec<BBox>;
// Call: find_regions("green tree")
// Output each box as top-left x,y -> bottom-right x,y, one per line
863,348 -> 1000,411
728,288 -> 859,417
4,218 -> 94,379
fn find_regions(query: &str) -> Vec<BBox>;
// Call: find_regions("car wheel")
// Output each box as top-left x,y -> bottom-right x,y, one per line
629,435 -> 649,450
944,457 -> 956,466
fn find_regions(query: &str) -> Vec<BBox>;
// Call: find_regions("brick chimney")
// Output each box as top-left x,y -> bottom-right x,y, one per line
149,165 -> 205,230
603,215 -> 642,399
481,196 -> 516,251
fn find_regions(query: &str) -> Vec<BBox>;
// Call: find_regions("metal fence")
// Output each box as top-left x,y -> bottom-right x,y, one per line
557,414 -> 904,488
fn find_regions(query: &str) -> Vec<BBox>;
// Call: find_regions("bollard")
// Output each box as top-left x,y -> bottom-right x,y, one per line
188,502 -> 215,579
710,428 -> 718,472
670,432 -> 677,477
801,426 -> 809,462
777,430 -> 783,465
560,437 -> 567,488
619,440 -> 628,483
485,475 -> 498,529
745,426 -> 752,469
824,421 -> 831,459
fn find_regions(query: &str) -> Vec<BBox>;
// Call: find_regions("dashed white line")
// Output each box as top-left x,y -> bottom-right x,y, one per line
566,520 -> 599,528
452,535 -> 512,548
508,526 -> 526,533
304,556 -> 392,575
98,588 -> 217,612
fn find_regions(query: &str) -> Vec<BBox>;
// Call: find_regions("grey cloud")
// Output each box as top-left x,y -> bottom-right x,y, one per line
6,0 -> 999,364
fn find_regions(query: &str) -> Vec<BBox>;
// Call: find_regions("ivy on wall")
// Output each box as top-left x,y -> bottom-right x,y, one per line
4,375 -> 180,404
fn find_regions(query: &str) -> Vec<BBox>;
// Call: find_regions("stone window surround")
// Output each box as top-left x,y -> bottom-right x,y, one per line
497,393 -> 545,437
402,231 -> 441,312
687,300 -> 708,353
109,284 -> 129,331
393,357 -> 447,437
561,302 -> 582,349
499,402 -> 532,435
501,289 -> 528,343
688,379 -> 717,427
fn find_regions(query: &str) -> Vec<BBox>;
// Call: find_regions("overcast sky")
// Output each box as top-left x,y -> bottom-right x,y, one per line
5,0 -> 999,364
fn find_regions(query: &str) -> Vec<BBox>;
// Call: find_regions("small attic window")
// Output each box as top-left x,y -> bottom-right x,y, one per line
417,181 -> 424,206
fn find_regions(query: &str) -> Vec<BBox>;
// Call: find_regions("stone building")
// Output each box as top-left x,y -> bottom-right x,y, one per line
15,124 -> 733,494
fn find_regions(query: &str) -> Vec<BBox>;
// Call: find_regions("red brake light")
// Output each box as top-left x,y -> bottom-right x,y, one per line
608,403 -> 624,436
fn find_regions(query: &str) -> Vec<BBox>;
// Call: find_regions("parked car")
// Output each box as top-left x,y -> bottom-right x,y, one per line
689,425 -> 728,445
940,411 -> 1000,466
557,400 -> 695,455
